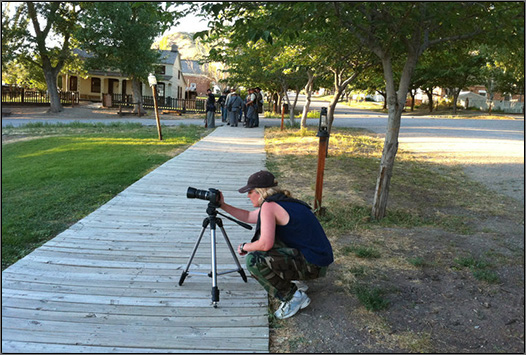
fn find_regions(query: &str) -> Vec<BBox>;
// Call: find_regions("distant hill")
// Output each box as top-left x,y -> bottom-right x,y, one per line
152,32 -> 210,60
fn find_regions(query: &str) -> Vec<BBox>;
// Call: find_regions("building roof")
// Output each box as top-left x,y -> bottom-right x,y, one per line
158,49 -> 179,65
73,48 -> 179,66
181,60 -> 207,75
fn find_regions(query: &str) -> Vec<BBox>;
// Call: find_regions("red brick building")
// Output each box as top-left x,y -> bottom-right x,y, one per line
181,60 -> 213,97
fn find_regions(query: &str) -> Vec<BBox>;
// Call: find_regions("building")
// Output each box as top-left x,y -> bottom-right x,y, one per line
181,60 -> 214,97
458,85 -> 524,113
59,45 -> 187,102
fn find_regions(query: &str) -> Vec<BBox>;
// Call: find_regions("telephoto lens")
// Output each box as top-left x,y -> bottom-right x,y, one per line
187,187 -> 210,200
186,187 -> 221,206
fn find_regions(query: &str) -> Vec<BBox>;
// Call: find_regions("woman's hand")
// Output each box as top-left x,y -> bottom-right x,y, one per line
218,191 -> 225,208
237,243 -> 248,256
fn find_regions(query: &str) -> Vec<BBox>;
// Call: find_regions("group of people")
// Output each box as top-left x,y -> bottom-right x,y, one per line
205,87 -> 263,129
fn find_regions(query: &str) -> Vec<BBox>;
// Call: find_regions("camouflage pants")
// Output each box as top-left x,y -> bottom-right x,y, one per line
245,239 -> 327,302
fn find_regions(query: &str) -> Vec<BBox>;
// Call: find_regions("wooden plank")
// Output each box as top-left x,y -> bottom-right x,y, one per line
2,126 -> 269,353
2,279 -> 268,300
2,298 -> 267,317
3,328 -> 269,351
1,341 -> 266,354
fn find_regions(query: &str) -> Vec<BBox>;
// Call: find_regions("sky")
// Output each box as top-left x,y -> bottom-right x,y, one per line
170,12 -> 210,33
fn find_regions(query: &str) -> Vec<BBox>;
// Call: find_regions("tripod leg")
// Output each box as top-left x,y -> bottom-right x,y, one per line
179,224 -> 207,286
210,227 -> 220,308
218,224 -> 248,283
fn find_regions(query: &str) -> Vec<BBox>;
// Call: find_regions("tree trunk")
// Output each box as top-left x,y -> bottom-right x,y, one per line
372,93 -> 403,220
301,71 -> 315,128
131,78 -> 145,115
452,88 -> 460,115
377,91 -> 387,109
26,2 -> 73,114
327,91 -> 341,132
292,88 -> 300,113
42,59 -> 63,113
283,90 -> 295,126
328,70 -> 358,132
371,50 -> 418,220
488,93 -> 494,114
426,90 -> 433,112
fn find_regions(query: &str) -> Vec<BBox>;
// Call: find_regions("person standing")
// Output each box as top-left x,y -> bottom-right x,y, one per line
227,91 -> 242,127
218,90 -> 228,122
254,87 -> 263,127
246,88 -> 257,128
205,89 -> 216,128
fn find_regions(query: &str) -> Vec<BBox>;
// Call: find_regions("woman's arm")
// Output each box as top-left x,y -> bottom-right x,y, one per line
219,192 -> 259,224
239,202 -> 288,254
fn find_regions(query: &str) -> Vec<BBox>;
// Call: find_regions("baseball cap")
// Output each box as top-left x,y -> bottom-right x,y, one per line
238,170 -> 277,193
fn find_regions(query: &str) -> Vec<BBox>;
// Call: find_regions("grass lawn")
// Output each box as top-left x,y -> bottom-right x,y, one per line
1,122 -> 207,270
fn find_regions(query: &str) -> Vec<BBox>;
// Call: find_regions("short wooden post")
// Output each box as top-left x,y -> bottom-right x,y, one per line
314,107 -> 330,215
314,134 -> 329,215
152,85 -> 163,141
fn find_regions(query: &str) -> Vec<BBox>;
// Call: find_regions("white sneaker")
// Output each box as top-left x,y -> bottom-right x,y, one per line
292,280 -> 308,292
274,290 -> 311,319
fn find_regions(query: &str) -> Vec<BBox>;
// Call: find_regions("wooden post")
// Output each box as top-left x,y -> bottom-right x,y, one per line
314,134 -> 329,215
152,85 -> 163,140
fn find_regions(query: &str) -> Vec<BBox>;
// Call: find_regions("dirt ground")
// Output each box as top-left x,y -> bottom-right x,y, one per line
269,161 -> 524,352
270,221 -> 524,353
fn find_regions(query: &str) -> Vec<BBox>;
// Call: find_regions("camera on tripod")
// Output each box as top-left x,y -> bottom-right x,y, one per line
181,186 -> 248,307
187,187 -> 221,207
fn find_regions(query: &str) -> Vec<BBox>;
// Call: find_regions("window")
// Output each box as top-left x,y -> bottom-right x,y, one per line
157,83 -> 165,97
155,66 -> 166,75
69,76 -> 78,91
91,78 -> 101,93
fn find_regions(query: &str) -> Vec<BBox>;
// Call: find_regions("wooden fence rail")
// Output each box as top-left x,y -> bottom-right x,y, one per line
1,90 -> 79,105
112,94 -> 221,114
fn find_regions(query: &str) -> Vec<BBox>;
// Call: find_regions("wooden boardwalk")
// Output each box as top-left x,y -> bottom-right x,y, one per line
2,126 -> 269,353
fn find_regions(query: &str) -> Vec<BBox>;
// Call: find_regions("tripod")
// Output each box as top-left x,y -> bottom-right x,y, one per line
178,202 -> 249,307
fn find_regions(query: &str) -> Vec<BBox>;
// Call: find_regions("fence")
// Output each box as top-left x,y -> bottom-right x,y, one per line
1,89 -> 80,105
112,94 -> 221,114
458,94 -> 525,114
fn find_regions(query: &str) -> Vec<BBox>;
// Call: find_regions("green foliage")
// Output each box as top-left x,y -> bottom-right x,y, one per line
352,284 -> 390,311
454,255 -> 500,284
1,3 -> 29,71
4,2 -> 83,111
343,244 -> 381,259
76,2 -> 183,81
407,257 -> 426,267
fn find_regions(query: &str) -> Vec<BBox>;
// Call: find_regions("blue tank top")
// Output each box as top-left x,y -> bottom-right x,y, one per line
273,201 -> 334,267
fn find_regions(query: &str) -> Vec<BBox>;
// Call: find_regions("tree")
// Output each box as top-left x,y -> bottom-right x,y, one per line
197,1 -> 522,220
197,2 -> 373,130
332,2 -> 518,219
2,2 -> 29,72
4,2 -> 82,112
76,2 -> 182,114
